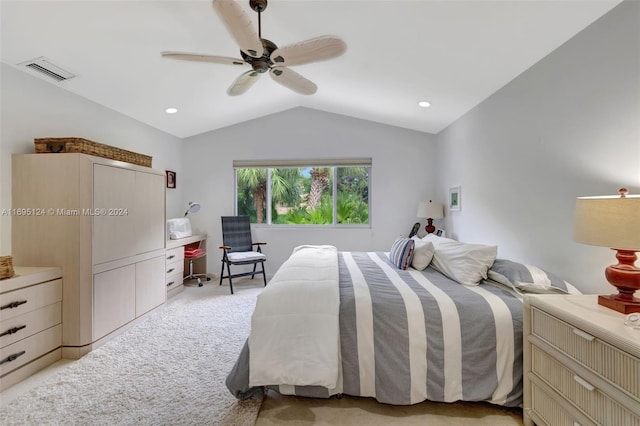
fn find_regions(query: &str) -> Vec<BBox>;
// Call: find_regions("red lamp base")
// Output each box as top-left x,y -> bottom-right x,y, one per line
598,294 -> 640,314
598,249 -> 640,314
425,218 -> 436,234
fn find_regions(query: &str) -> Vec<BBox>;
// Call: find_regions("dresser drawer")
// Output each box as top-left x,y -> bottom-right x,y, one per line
0,279 -> 62,322
165,260 -> 184,277
531,307 -> 640,400
0,324 -> 61,377
166,247 -> 185,263
530,379 -> 595,426
166,271 -> 183,290
0,302 -> 61,348
531,345 -> 640,426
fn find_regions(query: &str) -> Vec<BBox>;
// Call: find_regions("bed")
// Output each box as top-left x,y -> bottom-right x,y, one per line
226,237 -> 578,408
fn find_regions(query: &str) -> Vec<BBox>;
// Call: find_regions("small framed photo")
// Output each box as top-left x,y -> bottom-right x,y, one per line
449,186 -> 461,211
166,170 -> 176,189
435,229 -> 446,238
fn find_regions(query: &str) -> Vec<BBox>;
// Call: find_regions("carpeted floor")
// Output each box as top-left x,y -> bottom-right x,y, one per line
0,281 -> 262,426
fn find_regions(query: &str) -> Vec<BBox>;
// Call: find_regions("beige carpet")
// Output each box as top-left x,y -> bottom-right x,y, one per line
0,280 -> 262,426
257,390 -> 523,425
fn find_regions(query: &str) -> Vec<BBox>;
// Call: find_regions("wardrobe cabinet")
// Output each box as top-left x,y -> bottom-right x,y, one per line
12,153 -> 166,358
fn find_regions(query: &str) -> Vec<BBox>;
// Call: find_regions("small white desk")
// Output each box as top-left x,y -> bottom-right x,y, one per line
165,234 -> 208,296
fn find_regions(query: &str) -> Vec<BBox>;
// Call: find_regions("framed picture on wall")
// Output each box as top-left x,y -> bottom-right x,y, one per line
435,229 -> 446,238
166,170 -> 176,189
449,186 -> 461,211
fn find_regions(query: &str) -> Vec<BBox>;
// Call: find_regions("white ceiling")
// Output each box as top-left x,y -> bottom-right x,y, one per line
1,0 -> 622,139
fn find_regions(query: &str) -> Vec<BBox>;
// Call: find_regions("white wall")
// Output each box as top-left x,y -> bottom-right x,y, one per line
182,107 -> 437,277
436,0 -> 640,294
0,63 -> 184,255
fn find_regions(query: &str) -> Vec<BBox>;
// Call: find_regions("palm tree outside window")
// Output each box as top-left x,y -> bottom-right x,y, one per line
235,163 -> 369,226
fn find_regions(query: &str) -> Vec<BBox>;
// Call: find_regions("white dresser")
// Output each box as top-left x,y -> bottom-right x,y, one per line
524,294 -> 640,426
0,267 -> 62,391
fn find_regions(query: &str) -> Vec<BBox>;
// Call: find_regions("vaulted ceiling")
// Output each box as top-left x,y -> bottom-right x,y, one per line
1,0 -> 622,139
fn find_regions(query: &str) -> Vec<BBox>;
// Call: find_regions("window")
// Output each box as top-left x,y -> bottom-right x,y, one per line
234,159 -> 370,226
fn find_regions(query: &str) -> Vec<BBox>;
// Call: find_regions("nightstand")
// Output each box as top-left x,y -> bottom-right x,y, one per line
524,294 -> 640,426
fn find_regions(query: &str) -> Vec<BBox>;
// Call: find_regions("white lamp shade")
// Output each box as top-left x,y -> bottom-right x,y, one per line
417,201 -> 444,219
574,194 -> 640,250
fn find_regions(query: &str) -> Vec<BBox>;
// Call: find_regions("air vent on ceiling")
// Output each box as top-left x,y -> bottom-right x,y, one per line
19,57 -> 75,82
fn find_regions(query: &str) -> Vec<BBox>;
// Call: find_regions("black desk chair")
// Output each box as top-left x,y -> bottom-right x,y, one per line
219,215 -> 267,294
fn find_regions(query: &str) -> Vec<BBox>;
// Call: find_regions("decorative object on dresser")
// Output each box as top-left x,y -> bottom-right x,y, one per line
573,187 -> 640,313
523,294 -> 640,426
34,137 -> 152,167
0,256 -> 15,279
12,153 -> 166,359
0,267 -> 62,391
416,200 -> 444,234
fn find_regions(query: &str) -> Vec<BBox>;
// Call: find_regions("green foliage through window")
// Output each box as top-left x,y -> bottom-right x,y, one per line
236,166 -> 369,225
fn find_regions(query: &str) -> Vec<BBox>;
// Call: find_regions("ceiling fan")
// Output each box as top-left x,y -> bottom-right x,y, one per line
161,0 -> 347,96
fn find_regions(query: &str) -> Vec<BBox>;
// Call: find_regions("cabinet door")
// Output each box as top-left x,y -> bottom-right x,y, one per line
93,164 -> 137,264
135,171 -> 165,254
135,255 -> 166,316
93,265 -> 136,340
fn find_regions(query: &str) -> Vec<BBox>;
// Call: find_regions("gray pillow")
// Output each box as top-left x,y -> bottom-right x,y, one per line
488,259 -> 574,294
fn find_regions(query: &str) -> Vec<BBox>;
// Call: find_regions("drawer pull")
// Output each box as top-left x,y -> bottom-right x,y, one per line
166,281 -> 175,287
572,328 -> 595,341
167,255 -> 176,260
0,325 -> 27,337
0,350 -> 26,365
0,300 -> 27,310
573,375 -> 595,392
167,268 -> 175,274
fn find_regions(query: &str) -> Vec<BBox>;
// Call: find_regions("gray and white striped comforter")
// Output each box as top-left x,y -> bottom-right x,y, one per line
226,251 -> 523,407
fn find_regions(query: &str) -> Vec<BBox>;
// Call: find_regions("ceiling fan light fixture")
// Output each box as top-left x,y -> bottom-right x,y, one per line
163,0 -> 346,96
418,101 -> 432,108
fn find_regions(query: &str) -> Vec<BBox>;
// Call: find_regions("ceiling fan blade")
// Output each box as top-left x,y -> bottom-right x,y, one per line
161,51 -> 246,66
212,0 -> 263,58
269,66 -> 317,95
270,36 -> 347,67
227,70 -> 261,96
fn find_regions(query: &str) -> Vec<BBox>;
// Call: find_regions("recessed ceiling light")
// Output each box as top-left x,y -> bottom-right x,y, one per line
165,107 -> 178,114
418,101 -> 431,108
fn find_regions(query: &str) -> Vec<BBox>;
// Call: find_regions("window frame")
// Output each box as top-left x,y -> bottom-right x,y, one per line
233,159 -> 371,228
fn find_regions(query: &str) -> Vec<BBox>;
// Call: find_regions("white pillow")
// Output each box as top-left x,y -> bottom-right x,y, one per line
421,233 -> 458,246
410,237 -> 435,271
429,239 -> 497,286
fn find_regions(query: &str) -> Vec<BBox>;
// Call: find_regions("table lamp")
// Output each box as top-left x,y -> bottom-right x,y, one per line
184,201 -> 201,217
417,200 -> 444,234
573,188 -> 640,313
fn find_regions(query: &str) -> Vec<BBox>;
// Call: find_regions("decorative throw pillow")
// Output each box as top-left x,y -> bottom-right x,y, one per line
488,259 -> 581,294
389,237 -> 415,270
410,237 -> 435,271
429,239 -> 498,286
